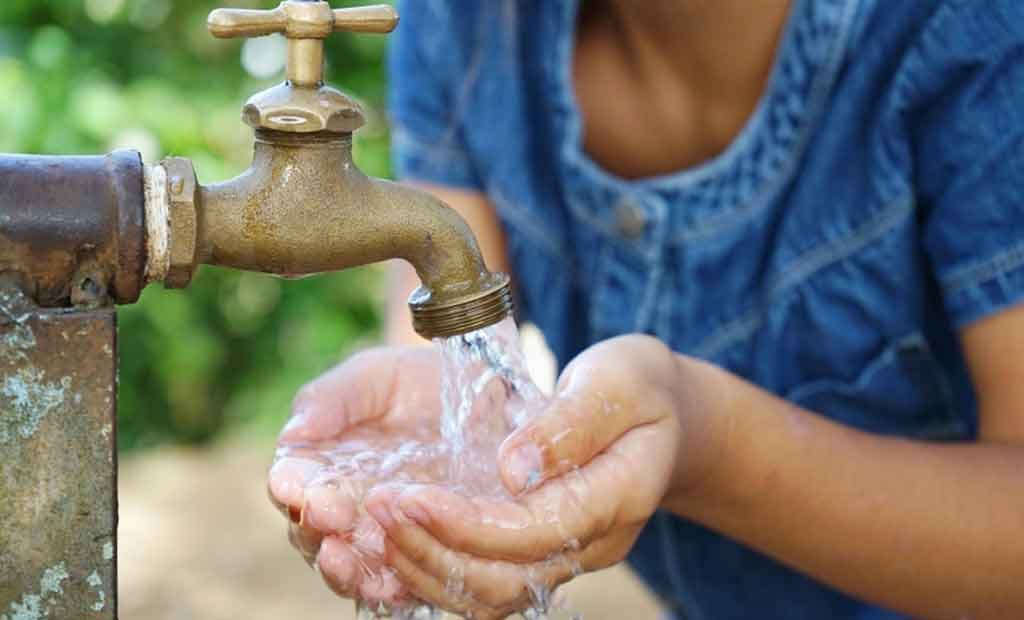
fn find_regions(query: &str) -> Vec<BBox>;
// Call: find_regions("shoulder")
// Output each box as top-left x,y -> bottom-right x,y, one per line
391,1 -> 501,82
895,0 -> 1024,99
846,0 -> 1024,183
919,0 -> 1024,52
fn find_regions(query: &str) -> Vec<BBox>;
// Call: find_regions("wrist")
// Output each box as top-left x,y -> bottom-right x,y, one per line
661,354 -> 746,517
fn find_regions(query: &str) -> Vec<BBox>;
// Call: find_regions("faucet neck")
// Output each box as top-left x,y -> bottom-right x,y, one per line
250,129 -> 358,180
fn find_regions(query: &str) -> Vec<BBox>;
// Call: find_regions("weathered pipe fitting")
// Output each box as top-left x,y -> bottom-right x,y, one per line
410,272 -> 513,339
161,158 -> 200,289
0,150 -> 147,307
193,129 -> 512,338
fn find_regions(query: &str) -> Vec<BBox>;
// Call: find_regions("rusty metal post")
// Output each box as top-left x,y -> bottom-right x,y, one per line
0,283 -> 117,619
0,151 -> 147,309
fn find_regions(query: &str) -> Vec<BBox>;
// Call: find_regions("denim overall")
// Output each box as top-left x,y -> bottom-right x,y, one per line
388,0 -> 1024,617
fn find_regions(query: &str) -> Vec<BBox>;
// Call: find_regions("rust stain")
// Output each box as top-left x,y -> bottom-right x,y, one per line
0,151 -> 146,307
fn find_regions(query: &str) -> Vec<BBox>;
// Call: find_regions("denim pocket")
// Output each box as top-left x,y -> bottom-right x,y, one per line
785,331 -> 965,439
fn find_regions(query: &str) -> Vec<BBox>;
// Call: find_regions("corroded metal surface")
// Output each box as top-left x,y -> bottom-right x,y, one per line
0,284 -> 117,619
0,151 -> 147,307
169,1 -> 511,338
409,275 -> 513,339
161,158 -> 199,289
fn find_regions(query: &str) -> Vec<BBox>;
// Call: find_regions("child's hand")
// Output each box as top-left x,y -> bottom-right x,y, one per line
363,335 -> 728,619
267,346 -> 452,605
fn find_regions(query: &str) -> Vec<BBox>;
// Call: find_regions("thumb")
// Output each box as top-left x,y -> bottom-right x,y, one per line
497,369 -> 661,495
279,347 -> 407,442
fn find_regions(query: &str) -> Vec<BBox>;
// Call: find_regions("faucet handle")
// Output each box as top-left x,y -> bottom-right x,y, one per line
209,2 -> 397,86
208,2 -> 398,133
330,4 -> 401,34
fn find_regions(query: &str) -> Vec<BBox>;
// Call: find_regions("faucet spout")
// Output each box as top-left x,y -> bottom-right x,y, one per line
191,130 -> 511,338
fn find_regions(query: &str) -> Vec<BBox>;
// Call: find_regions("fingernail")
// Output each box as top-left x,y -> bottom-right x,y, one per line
304,485 -> 356,533
281,410 -> 310,438
504,442 -> 543,493
318,537 -> 357,585
268,457 -> 323,507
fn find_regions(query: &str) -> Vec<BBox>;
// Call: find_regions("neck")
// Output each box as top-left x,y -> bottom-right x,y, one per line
596,0 -> 791,105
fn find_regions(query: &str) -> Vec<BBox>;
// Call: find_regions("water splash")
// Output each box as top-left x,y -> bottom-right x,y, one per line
436,316 -> 546,498
275,317 -> 581,618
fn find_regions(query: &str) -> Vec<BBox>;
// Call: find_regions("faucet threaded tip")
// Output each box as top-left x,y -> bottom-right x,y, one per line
409,273 -> 513,339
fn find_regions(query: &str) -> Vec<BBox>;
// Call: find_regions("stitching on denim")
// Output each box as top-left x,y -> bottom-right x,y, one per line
549,0 -> 867,251
692,198 -> 913,359
439,7 -> 488,148
588,243 -> 613,333
785,331 -> 926,403
671,0 -> 862,245
635,202 -> 670,332
560,187 -> 663,259
783,331 -> 964,437
941,239 -> 1024,295
562,196 -> 626,240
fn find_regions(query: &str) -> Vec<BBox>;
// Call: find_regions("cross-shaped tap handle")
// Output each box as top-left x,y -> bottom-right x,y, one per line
208,2 -> 398,86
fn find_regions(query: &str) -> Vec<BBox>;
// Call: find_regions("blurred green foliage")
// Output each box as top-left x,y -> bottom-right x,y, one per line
0,0 -> 393,449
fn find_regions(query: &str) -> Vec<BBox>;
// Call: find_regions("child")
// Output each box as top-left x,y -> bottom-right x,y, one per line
272,1 -> 1024,617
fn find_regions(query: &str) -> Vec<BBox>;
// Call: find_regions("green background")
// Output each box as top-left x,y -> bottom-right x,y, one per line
0,0 -> 392,449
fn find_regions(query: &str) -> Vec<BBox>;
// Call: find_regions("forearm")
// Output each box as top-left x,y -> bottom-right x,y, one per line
665,360 -> 1024,619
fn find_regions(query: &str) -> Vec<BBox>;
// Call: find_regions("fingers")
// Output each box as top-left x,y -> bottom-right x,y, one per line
318,535 -> 407,604
383,422 -> 677,563
268,456 -> 362,531
358,563 -> 404,603
383,540 -> 505,620
394,478 -> 606,564
381,520 -> 568,618
280,347 -> 414,443
376,485 -> 554,563
317,536 -> 360,597
303,482 -> 359,534
287,519 -> 324,567
269,456 -> 327,509
372,498 -> 638,617
383,534 -> 520,619
499,361 -> 671,495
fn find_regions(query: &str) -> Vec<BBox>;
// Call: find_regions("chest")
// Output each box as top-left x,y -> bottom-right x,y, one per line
570,12 -> 768,181
461,0 -> 972,440
571,43 -> 706,179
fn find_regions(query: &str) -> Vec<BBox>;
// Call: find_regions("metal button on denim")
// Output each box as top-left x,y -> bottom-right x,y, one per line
615,198 -> 646,239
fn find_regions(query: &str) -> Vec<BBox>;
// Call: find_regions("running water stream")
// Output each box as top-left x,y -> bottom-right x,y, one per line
273,317 -> 583,619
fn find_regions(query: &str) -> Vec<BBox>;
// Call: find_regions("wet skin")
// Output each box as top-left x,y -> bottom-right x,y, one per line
268,336 -> 712,618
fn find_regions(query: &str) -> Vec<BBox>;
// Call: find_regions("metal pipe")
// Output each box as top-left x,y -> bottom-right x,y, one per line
0,151 -> 147,307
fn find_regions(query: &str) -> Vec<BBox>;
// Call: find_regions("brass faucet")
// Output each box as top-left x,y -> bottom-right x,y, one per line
147,1 -> 511,339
